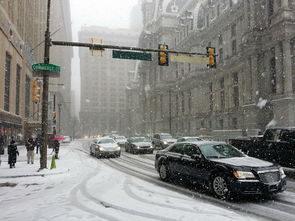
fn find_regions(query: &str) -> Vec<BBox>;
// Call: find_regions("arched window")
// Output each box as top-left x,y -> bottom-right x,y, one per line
197,6 -> 205,29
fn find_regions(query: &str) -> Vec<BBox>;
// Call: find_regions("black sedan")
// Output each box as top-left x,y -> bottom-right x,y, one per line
125,137 -> 154,154
155,141 -> 287,199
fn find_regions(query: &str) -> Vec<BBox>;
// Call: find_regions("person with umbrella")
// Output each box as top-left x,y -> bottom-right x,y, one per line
8,140 -> 19,168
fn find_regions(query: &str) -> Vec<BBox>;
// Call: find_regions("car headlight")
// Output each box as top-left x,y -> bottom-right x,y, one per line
135,145 -> 140,149
99,146 -> 105,151
233,171 -> 255,179
279,167 -> 286,178
163,141 -> 168,145
116,146 -> 121,151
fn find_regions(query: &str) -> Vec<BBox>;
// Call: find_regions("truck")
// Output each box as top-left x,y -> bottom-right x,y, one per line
229,127 -> 295,168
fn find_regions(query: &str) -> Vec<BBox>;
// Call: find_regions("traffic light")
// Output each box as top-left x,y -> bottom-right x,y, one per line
158,44 -> 169,66
207,47 -> 216,68
32,80 -> 41,103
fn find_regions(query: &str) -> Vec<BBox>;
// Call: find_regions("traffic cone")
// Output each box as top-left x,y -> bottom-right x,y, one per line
50,155 -> 56,169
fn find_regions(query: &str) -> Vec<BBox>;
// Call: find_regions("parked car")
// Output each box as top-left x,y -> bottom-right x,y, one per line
62,136 -> 71,143
155,141 -> 287,199
152,133 -> 177,149
90,137 -> 121,158
125,137 -> 153,154
229,127 -> 295,168
177,137 -> 203,142
114,136 -> 127,147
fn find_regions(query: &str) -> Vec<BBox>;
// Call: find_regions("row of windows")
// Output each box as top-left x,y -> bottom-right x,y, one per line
4,52 -> 30,117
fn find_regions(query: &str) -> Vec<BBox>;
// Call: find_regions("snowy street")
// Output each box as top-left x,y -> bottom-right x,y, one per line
0,141 -> 294,221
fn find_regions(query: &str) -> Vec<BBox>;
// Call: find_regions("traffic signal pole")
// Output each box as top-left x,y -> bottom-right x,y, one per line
51,41 -> 210,56
40,0 -> 51,170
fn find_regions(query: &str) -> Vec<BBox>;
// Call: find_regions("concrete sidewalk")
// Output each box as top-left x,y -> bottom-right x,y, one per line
0,145 -> 69,179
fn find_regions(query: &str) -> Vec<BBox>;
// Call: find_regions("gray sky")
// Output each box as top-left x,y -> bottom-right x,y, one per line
70,0 -> 139,116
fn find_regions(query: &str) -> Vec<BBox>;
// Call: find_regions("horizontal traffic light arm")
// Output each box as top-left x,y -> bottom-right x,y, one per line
52,40 -> 214,57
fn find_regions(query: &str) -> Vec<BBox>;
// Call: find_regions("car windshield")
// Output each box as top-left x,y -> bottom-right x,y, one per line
131,137 -> 149,143
98,139 -> 115,144
199,144 -> 245,159
160,135 -> 173,139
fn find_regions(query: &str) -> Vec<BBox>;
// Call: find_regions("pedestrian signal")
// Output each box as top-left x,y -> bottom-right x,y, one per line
207,47 -> 216,68
158,44 -> 169,66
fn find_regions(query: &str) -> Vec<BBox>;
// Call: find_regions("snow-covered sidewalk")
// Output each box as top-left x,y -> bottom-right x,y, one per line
0,141 -> 261,221
0,144 -> 69,178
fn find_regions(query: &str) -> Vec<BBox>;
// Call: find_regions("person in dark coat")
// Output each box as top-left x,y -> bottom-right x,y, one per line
0,135 -> 4,155
8,140 -> 19,168
53,140 -> 60,159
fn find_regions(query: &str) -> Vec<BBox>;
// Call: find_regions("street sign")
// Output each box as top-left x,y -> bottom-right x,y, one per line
32,63 -> 60,72
112,50 -> 152,61
171,54 -> 208,64
32,63 -> 60,78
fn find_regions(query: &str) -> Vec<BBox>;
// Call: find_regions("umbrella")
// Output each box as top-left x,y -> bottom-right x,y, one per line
53,137 -> 65,141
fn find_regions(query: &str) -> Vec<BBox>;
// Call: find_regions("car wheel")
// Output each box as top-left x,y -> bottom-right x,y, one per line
211,174 -> 231,200
90,148 -> 93,156
159,162 -> 170,181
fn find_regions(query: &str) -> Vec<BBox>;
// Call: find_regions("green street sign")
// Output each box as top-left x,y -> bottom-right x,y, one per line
32,63 -> 60,72
112,50 -> 152,61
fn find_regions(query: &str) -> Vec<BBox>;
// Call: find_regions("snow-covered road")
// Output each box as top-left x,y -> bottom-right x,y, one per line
0,141 -> 294,221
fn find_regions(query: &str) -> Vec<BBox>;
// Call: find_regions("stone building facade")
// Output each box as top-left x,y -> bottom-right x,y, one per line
0,0 -> 73,142
79,27 -> 139,136
137,0 -> 295,139
0,1 -> 47,142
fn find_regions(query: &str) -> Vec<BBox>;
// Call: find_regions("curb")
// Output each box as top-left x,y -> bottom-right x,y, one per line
0,169 -> 70,179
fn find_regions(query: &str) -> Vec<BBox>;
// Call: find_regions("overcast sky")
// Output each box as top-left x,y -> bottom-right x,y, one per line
70,0 -> 140,116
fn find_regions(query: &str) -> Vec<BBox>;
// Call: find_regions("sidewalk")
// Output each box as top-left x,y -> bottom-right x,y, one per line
0,145 -> 69,179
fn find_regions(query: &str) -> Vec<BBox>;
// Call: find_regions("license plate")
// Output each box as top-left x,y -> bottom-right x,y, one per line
269,184 -> 278,192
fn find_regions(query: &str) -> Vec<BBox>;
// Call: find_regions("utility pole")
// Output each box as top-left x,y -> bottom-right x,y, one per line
58,103 -> 62,134
40,0 -> 51,169
169,89 -> 172,134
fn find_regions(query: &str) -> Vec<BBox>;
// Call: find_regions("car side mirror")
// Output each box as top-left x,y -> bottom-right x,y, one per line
191,154 -> 203,161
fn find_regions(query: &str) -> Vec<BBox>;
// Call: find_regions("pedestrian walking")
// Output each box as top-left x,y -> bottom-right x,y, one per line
26,138 -> 35,164
8,140 -> 19,168
53,140 -> 60,159
35,137 -> 41,154
0,135 -> 5,166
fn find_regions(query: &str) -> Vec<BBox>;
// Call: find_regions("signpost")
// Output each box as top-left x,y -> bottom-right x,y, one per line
112,50 -> 152,61
32,63 -> 60,78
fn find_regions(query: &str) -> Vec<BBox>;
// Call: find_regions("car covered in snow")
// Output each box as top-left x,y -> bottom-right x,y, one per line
155,141 -> 287,199
114,136 -> 127,147
62,136 -> 71,143
125,137 -> 153,154
152,133 -> 177,149
177,136 -> 203,142
90,137 -> 121,158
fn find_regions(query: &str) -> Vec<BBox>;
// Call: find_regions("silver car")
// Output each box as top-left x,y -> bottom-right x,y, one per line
90,137 -> 121,158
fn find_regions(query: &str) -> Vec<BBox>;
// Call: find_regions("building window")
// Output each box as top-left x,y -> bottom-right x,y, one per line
219,48 -> 223,63
15,65 -> 21,115
181,91 -> 185,114
176,95 -> 179,116
4,52 -> 12,112
217,4 -> 220,17
232,40 -> 237,55
25,75 -> 31,118
188,90 -> 192,113
268,0 -> 274,17
233,86 -> 239,107
233,72 -> 238,84
220,90 -> 225,110
232,117 -> 238,129
220,77 -> 224,89
231,24 -> 236,38
270,57 -> 277,94
218,34 -> 223,45
219,119 -> 224,129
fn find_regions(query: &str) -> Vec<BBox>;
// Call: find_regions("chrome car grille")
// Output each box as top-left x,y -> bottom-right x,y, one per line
258,171 -> 280,183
